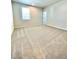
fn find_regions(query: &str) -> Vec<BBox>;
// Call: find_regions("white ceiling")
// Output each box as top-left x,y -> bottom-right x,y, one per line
12,0 -> 64,8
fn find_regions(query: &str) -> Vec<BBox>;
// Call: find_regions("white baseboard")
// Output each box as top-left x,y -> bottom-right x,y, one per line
45,24 -> 67,31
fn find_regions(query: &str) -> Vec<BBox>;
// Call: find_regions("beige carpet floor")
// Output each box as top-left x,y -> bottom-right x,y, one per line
11,25 -> 67,59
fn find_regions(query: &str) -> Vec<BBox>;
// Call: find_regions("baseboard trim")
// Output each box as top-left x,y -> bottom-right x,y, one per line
45,24 -> 67,31
14,25 -> 43,29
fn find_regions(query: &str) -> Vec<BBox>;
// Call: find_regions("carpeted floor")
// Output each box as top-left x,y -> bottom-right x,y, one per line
11,25 -> 67,59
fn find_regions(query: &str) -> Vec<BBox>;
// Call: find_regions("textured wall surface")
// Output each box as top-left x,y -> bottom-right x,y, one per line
44,0 -> 67,30
12,2 -> 43,28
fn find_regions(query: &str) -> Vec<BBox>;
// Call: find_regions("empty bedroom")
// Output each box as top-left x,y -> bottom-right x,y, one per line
11,0 -> 67,59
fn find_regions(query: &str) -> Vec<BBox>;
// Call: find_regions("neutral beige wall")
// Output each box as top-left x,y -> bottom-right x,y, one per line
12,2 -> 42,28
44,0 -> 67,30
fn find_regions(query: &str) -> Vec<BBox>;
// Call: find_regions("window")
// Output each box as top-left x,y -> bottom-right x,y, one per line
43,11 -> 47,24
22,7 -> 30,20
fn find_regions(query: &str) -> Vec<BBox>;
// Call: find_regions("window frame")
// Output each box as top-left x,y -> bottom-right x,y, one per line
21,6 -> 31,20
